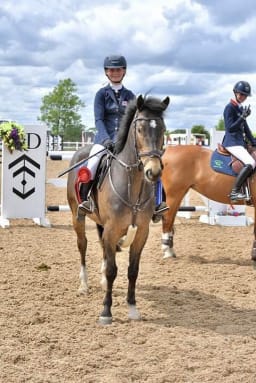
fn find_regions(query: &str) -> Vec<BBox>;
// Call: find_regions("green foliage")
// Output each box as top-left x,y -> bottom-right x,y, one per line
191,124 -> 210,139
169,129 -> 186,134
215,118 -> 225,131
38,78 -> 85,141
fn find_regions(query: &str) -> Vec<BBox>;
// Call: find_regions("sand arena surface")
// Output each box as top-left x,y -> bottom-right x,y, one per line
1,159 -> 256,382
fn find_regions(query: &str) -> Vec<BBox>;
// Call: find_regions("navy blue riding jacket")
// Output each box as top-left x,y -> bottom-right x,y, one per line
93,84 -> 135,145
222,99 -> 256,148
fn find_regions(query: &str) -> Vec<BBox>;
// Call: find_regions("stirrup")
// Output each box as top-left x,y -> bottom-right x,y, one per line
152,202 -> 169,223
155,204 -> 169,215
229,191 -> 246,201
78,199 -> 93,214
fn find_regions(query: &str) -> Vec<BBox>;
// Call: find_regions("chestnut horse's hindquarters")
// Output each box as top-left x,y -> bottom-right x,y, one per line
160,144 -> 256,260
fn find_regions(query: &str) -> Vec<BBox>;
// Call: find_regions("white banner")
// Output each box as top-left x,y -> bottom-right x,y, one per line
1,125 -> 47,222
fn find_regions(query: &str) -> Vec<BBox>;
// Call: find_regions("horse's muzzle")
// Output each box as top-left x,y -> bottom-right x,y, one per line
143,157 -> 163,182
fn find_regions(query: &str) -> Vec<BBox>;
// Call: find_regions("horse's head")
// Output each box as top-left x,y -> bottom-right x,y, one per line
134,94 -> 170,183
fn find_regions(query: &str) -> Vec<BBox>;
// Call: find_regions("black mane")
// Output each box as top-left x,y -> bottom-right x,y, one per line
114,95 -> 167,155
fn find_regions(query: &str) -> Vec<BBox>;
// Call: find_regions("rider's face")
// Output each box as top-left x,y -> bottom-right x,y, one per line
105,67 -> 126,84
236,92 -> 248,103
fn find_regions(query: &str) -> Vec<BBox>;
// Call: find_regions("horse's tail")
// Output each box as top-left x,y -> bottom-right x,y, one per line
118,224 -> 138,248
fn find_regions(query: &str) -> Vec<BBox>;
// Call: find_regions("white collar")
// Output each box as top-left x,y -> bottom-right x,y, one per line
110,83 -> 123,91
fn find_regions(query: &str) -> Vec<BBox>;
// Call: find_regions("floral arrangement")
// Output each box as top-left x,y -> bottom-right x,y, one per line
0,121 -> 27,153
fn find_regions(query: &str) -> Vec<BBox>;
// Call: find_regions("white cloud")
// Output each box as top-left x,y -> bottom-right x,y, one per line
0,0 -> 256,132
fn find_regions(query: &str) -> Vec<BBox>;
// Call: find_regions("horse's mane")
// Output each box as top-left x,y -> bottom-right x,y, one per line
114,98 -> 137,155
114,95 -> 167,155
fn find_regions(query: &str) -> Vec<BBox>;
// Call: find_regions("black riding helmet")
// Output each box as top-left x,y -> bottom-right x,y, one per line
104,55 -> 127,69
233,81 -> 252,96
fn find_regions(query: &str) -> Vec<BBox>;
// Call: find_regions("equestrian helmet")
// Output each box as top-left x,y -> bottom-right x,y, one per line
104,55 -> 127,69
233,81 -> 252,96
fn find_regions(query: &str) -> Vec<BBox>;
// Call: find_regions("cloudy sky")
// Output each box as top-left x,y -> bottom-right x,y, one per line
1,0 -> 256,133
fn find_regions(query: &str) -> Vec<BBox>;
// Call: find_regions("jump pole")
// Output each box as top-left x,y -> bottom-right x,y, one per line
46,205 -> 207,213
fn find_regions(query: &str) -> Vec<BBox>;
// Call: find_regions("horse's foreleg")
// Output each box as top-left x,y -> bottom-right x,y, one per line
99,241 -> 117,325
161,229 -> 176,259
161,204 -> 179,259
127,251 -> 141,321
126,232 -> 149,321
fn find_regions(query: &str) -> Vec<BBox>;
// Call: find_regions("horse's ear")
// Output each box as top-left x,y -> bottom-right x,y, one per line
162,97 -> 170,110
137,95 -> 144,111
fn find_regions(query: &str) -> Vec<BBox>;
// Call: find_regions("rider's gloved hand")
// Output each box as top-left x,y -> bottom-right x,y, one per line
103,139 -> 114,151
242,105 -> 251,119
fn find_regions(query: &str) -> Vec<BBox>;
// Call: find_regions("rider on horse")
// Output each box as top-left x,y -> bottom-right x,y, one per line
222,80 -> 256,201
78,54 -> 168,221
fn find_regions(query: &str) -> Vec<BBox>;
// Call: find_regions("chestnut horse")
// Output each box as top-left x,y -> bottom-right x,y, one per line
161,144 -> 256,260
67,95 -> 169,324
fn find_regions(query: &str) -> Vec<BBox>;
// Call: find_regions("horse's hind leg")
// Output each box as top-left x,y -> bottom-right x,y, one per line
72,212 -> 88,294
161,192 -> 187,259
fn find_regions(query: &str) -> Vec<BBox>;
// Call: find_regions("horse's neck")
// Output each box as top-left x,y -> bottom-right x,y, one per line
113,144 -> 145,192
118,144 -> 138,165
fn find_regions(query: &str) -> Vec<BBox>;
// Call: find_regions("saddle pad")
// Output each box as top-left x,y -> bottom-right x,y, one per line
210,150 -> 237,176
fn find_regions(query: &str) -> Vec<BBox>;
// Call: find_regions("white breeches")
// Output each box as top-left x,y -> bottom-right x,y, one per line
225,146 -> 256,168
86,144 -> 106,179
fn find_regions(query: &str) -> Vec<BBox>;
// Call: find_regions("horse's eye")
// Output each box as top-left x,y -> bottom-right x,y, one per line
137,125 -> 142,134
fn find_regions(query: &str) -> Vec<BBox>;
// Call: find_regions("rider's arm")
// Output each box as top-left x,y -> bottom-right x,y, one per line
224,104 -> 245,133
94,88 -> 111,144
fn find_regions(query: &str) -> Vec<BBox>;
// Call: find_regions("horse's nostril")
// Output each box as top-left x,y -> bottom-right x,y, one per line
146,169 -> 152,179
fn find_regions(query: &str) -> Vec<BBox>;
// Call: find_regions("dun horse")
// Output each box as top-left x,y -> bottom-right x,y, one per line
161,144 -> 256,260
67,95 -> 169,324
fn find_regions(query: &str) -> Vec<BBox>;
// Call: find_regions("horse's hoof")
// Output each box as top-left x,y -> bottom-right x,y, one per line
128,304 -> 141,320
99,316 -> 112,325
163,249 -> 176,259
77,285 -> 88,295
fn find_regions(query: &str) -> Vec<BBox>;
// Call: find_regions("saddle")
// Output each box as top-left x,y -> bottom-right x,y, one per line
212,143 -> 256,175
211,144 -> 256,205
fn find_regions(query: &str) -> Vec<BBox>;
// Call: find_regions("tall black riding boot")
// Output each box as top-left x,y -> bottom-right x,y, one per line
229,164 -> 253,201
78,180 -> 94,214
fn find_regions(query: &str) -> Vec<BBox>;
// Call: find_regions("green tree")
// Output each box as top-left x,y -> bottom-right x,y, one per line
191,124 -> 210,140
215,118 -> 225,131
38,78 -> 85,141
170,129 -> 186,134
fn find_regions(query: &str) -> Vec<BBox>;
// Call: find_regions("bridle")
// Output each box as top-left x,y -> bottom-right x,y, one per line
132,115 -> 166,167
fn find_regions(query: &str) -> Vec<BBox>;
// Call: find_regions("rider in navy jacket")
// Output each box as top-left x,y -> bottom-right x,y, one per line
78,54 -> 168,220
94,83 -> 135,145
78,55 -> 134,214
222,81 -> 256,201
